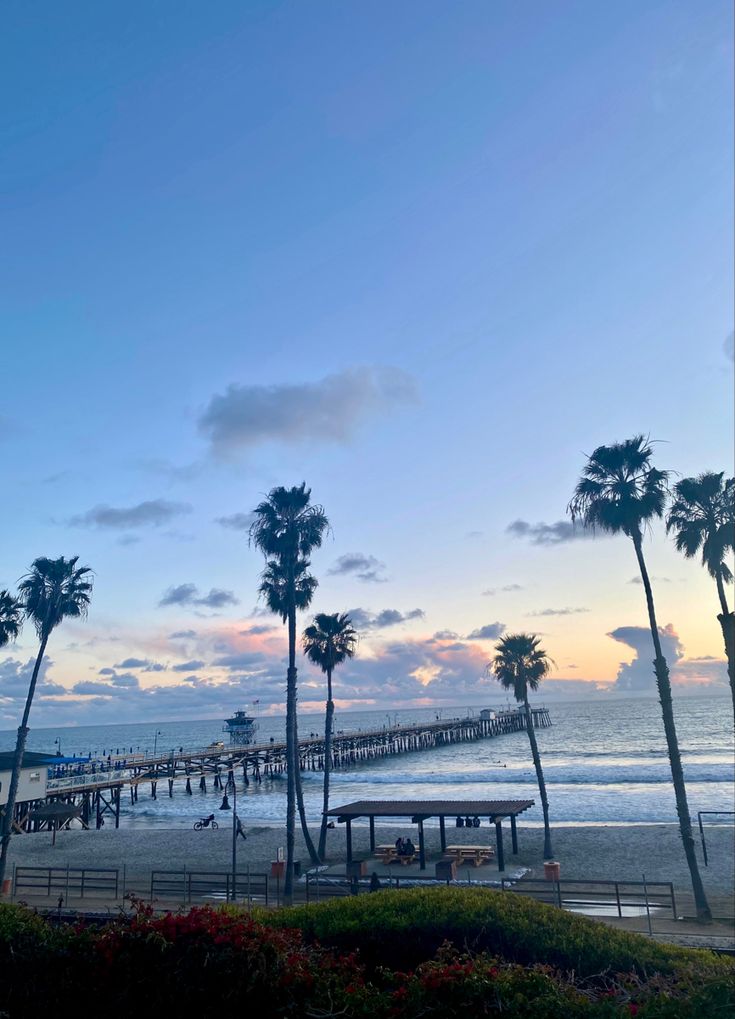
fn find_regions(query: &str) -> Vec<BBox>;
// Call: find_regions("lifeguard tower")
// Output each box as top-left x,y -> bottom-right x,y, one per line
223,709 -> 258,746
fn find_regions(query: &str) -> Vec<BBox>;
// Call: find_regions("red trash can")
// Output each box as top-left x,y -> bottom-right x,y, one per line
543,861 -> 560,881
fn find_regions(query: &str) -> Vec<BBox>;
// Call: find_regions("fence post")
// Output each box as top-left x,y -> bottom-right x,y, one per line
556,880 -> 562,909
669,882 -> 677,920
11,862 -> 15,902
65,864 -> 70,902
122,863 -> 126,901
642,874 -> 653,936
615,882 -> 622,918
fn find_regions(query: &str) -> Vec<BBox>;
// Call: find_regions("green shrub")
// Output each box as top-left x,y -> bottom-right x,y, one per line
0,894 -> 732,1019
264,886 -> 727,979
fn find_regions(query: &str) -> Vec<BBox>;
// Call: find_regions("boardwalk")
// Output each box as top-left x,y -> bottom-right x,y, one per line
12,707 -> 551,832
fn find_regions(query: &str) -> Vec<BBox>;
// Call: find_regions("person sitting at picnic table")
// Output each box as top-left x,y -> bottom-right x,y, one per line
403,838 -> 416,857
394,836 -> 405,854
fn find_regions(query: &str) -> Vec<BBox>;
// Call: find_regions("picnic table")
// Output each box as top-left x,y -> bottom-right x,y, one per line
374,844 -> 417,866
445,844 -> 496,867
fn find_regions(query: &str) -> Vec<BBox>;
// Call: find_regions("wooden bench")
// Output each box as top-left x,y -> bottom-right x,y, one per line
445,845 -> 495,867
374,845 -> 417,866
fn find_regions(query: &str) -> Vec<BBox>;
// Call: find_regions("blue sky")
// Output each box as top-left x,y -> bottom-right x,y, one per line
1,1 -> 733,725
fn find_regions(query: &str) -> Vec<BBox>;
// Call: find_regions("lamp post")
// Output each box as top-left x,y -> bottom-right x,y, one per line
153,730 -> 162,756
231,778 -> 238,903
54,737 -> 62,757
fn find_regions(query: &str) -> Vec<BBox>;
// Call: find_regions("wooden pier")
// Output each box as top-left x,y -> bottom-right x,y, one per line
13,707 -> 551,833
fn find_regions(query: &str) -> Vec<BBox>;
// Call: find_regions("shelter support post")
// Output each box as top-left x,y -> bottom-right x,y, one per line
369,816 -> 375,852
346,820 -> 353,863
495,820 -> 505,872
439,815 -> 446,852
510,814 -> 518,854
418,819 -> 426,870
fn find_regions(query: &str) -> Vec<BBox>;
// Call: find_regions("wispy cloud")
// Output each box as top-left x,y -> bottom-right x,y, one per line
507,519 -> 594,545
159,584 -> 240,609
527,607 -> 589,617
348,607 -> 424,631
216,512 -> 257,531
466,622 -> 506,640
328,553 -> 387,583
70,499 -> 191,530
198,367 -> 417,456
114,657 -> 166,671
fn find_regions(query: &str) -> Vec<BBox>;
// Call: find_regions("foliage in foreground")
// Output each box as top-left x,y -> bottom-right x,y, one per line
0,889 -> 732,1018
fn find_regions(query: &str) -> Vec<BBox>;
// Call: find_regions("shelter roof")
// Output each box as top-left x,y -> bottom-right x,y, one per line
326,799 -> 534,820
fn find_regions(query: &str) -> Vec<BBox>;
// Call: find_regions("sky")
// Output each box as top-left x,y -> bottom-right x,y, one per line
1,1 -> 733,726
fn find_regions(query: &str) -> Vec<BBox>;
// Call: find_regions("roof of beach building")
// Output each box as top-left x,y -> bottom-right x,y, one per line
0,751 -> 58,770
326,799 -> 534,819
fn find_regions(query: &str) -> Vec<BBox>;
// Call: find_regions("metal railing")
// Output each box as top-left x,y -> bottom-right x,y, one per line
13,866 -> 119,900
697,810 -> 735,866
149,869 -> 269,905
500,878 -> 677,919
303,872 -> 677,919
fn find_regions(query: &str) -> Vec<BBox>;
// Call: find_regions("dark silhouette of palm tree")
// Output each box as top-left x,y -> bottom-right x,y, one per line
303,612 -> 358,859
0,557 -> 93,888
666,472 -> 735,715
489,633 -> 554,859
250,484 -> 328,900
569,436 -> 711,922
0,591 -> 22,648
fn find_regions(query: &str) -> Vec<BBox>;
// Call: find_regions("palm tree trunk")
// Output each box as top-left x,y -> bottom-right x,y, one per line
714,571 -> 735,719
318,669 -> 334,860
633,533 -> 712,922
284,598 -> 298,905
523,694 -> 553,859
293,711 -> 320,866
0,633 -> 49,889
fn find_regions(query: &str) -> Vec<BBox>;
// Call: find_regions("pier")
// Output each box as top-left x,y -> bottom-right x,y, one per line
12,707 -> 551,833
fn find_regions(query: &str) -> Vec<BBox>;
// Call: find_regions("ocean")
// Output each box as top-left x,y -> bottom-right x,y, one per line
2,695 -> 732,830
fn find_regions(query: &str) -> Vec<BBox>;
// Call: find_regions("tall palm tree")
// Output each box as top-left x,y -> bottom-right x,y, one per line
489,633 -> 554,859
569,436 -> 712,922
0,557 -> 93,888
303,612 -> 358,859
250,484 -> 329,901
256,557 -> 321,868
0,591 -> 23,648
666,472 -> 735,715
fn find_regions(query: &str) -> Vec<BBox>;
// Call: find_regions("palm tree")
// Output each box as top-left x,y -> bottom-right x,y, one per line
568,435 -> 712,921
0,591 -> 23,648
250,484 -> 329,901
303,612 -> 358,859
666,472 -> 735,715
0,557 -> 93,888
489,633 -> 554,859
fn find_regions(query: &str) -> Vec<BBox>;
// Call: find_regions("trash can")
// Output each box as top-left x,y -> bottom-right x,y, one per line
543,860 -> 560,881
270,860 -> 286,878
1,879 -> 10,897
435,859 -> 457,882
346,859 -> 367,879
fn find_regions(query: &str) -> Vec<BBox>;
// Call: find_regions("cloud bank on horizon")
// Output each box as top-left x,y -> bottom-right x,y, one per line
0,615 -> 727,728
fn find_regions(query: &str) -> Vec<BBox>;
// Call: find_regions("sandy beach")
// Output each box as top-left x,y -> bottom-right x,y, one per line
5,822 -> 733,911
